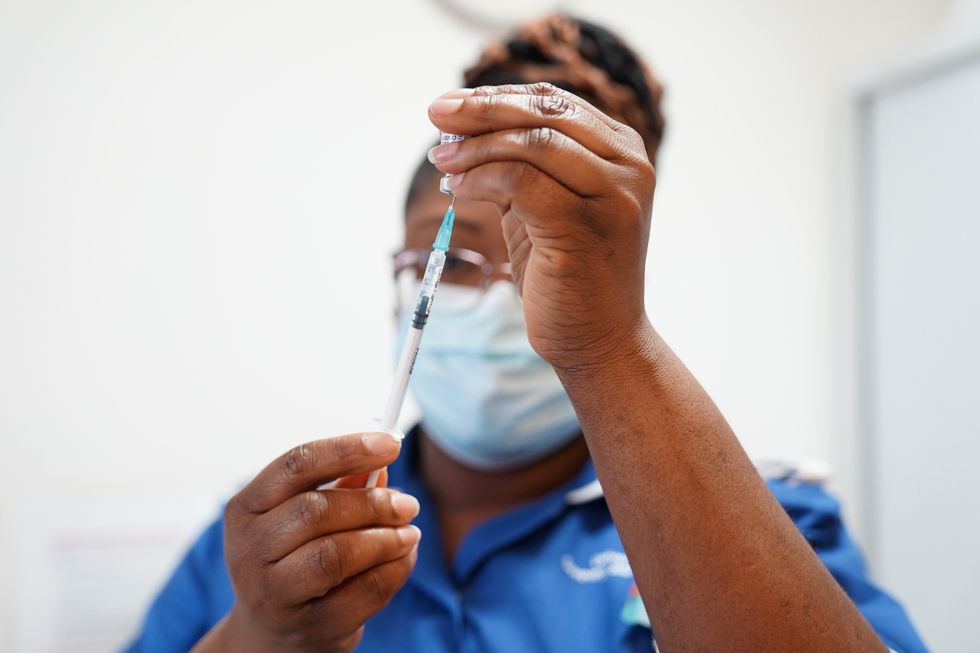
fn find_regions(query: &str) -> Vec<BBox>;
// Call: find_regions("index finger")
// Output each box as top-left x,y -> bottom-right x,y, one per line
229,433 -> 402,517
428,83 -> 636,162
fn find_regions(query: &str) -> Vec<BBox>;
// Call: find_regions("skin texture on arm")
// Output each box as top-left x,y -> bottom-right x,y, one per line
428,83 -> 887,652
557,326 -> 886,652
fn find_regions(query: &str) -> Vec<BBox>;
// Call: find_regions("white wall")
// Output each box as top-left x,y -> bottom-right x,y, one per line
858,44 -> 980,652
0,0 -> 949,649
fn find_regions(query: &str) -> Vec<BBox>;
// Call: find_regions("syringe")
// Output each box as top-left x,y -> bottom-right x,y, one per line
365,197 -> 456,488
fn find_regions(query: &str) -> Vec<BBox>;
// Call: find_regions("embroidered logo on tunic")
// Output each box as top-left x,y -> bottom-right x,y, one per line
560,549 -> 633,583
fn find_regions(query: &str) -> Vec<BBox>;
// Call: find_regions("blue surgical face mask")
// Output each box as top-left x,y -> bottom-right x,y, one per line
395,281 -> 581,471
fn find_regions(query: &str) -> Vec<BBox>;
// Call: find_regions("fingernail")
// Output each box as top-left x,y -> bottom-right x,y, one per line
363,431 -> 401,455
447,172 -> 464,189
430,98 -> 464,116
427,142 -> 458,164
398,524 -> 422,546
437,88 -> 474,100
391,492 -> 420,519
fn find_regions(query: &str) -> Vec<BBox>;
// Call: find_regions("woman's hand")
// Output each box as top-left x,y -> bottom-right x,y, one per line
427,83 -> 656,372
192,433 -> 420,653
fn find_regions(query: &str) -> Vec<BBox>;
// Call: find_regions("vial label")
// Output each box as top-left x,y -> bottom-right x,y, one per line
440,132 -> 468,145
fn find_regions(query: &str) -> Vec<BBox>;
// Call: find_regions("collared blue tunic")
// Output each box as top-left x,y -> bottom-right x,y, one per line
125,431 -> 927,652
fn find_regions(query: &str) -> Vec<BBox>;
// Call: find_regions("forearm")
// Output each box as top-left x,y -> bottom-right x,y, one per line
556,320 -> 886,652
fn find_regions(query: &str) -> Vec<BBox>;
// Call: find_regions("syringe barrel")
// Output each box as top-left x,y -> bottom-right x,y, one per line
369,196 -> 455,489
379,248 -> 446,432
411,249 -> 446,329
380,325 -> 423,432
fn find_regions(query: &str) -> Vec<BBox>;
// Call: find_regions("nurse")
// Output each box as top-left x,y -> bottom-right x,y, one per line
127,15 -> 926,653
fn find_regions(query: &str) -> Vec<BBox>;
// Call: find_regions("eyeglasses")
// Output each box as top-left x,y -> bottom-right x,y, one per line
393,247 -> 513,313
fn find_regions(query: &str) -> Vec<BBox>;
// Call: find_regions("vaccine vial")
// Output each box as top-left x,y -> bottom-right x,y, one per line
439,132 -> 468,195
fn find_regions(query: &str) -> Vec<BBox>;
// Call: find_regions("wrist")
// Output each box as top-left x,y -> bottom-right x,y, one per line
205,604 -> 361,653
192,606 -> 303,653
548,316 -> 663,381
551,317 -> 674,423
193,607 -> 270,653
190,612 -> 243,653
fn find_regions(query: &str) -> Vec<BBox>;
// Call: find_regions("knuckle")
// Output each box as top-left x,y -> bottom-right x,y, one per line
617,121 -> 642,143
297,490 -> 327,527
532,89 -> 576,119
541,247 -> 580,276
309,537 -> 344,588
636,158 -> 656,190
371,489 -> 394,520
226,491 -> 257,519
617,123 -> 649,159
471,85 -> 504,119
283,443 -> 313,478
621,193 -> 647,228
362,566 -> 395,605
225,495 -> 243,520
223,536 -> 245,573
329,434 -> 363,462
252,537 -> 277,567
530,81 -> 559,95
525,127 -> 559,154
368,556 -> 414,610
225,523 -> 262,572
473,83 -> 505,97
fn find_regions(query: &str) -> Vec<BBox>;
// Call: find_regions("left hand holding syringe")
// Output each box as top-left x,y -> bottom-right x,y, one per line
191,432 -> 418,653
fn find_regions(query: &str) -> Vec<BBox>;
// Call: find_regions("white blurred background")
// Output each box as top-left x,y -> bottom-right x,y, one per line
1,0 -> 978,651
